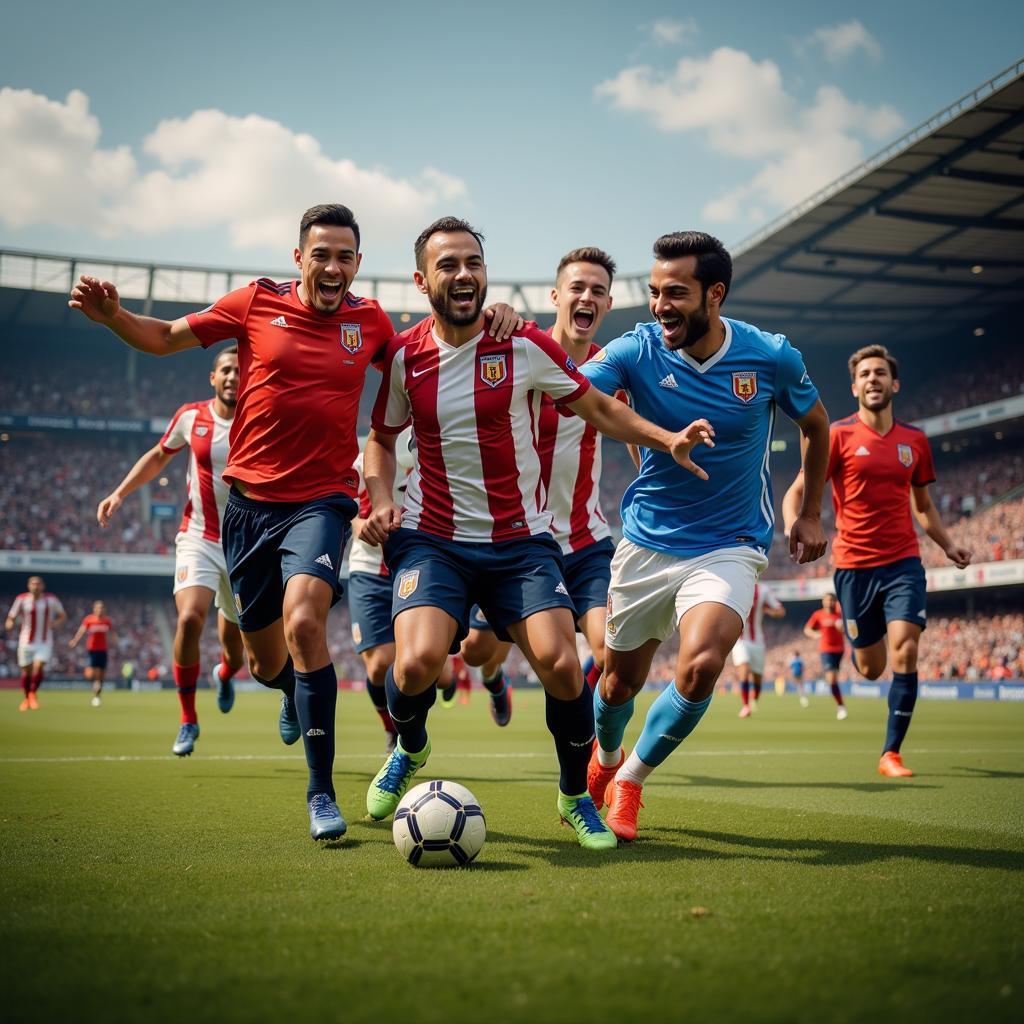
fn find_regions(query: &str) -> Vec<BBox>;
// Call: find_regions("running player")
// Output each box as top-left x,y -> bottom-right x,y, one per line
789,649 -> 808,707
583,230 -> 830,841
733,581 -> 785,718
71,204 -> 519,841
97,348 -> 245,755
68,600 -> 116,707
458,246 -> 622,721
361,217 -> 713,851
5,576 -> 66,711
784,345 -> 971,777
803,593 -> 848,719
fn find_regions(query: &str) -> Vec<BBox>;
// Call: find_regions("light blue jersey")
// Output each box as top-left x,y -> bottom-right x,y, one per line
582,317 -> 818,559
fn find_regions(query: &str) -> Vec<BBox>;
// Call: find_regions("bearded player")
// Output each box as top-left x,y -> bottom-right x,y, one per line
784,344 -> 970,777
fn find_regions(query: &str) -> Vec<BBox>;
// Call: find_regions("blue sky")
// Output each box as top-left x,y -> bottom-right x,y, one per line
0,0 -> 1020,280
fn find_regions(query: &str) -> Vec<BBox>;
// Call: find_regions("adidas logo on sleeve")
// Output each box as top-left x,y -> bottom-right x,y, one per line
314,553 -> 334,569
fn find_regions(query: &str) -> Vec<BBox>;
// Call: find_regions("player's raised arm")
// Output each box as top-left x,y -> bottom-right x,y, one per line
361,429 -> 403,546
911,485 -> 972,569
786,399 -> 830,564
69,276 -> 200,356
97,443 -> 177,528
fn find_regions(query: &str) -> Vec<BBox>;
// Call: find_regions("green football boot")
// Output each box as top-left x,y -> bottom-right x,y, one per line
366,739 -> 431,820
558,791 -> 618,850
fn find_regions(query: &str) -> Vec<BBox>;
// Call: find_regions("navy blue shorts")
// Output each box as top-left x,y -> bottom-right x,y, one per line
384,528 -> 574,653
348,571 -> 395,653
563,537 -> 614,620
88,650 -> 108,670
222,488 -> 356,633
833,556 -> 927,649
468,604 -> 493,632
821,651 -> 843,672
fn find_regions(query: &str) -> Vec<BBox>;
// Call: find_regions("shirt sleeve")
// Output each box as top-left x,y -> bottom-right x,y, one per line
912,434 -> 937,487
580,334 -> 637,396
159,405 -> 192,453
370,342 -> 412,434
7,596 -> 22,621
523,327 -> 590,403
51,596 -> 66,618
774,338 -> 819,421
371,306 -> 397,366
805,611 -> 820,630
184,285 -> 254,349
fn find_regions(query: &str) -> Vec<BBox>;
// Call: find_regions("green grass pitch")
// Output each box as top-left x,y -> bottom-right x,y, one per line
1,688 -> 1021,1024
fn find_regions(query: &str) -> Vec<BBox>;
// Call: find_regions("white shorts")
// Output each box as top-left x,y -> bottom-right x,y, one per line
605,539 -> 768,652
173,532 -> 238,625
731,640 -> 766,675
18,640 -> 53,667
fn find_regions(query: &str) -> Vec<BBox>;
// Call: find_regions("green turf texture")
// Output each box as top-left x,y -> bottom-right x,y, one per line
1,689 -> 1021,1024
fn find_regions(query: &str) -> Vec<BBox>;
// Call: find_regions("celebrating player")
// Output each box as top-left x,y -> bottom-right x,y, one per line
584,230 -> 830,841
733,581 -> 785,717
784,345 -> 971,777
5,576 -> 66,711
68,600 -> 116,707
803,593 -> 848,719
71,204 -> 519,841
360,217 -> 714,851
458,246 -> 622,720
96,348 -> 245,755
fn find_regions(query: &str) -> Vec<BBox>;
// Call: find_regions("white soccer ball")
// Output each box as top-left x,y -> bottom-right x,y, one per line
392,780 -> 486,867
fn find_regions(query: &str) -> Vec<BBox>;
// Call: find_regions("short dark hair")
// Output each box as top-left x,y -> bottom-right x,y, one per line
652,231 -> 732,302
556,247 -> 616,286
848,344 -> 899,381
298,204 -> 360,252
414,216 -> 485,272
213,344 -> 238,369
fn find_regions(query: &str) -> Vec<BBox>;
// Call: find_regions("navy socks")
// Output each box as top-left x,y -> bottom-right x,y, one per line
255,656 -> 296,700
545,687 -> 595,795
884,671 -> 918,753
294,663 -> 337,801
385,665 -> 436,754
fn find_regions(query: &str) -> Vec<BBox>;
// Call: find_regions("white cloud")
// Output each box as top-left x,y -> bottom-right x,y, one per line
803,20 -> 882,63
647,17 -> 697,46
0,88 -> 467,255
595,47 -> 902,225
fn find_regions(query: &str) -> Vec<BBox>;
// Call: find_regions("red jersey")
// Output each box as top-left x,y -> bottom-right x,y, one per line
805,607 -> 844,653
186,280 -> 394,503
81,614 -> 113,652
827,415 -> 936,569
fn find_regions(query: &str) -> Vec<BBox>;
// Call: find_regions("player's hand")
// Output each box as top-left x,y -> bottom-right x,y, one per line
69,275 -> 121,324
68,639 -> 77,648
484,303 -> 523,340
97,493 -> 122,528
667,418 -> 715,480
945,544 -> 972,570
362,503 -> 402,546
788,515 -> 828,564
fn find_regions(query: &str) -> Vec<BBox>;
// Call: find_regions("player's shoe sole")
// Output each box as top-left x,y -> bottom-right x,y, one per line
172,722 -> 200,757
587,743 -> 624,810
557,792 -> 617,851
279,694 -> 300,745
836,706 -> 848,720
488,678 -> 512,728
366,740 -> 430,820
308,793 -> 348,842
605,778 -> 644,842
878,751 -> 913,778
213,666 -> 235,714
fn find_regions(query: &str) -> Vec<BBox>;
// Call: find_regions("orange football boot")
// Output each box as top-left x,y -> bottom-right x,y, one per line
587,743 -> 623,810
27,692 -> 39,710
878,751 -> 913,777
18,698 -> 30,712
605,778 -> 644,842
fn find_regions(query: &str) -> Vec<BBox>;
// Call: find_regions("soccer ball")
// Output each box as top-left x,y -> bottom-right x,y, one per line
393,780 -> 486,867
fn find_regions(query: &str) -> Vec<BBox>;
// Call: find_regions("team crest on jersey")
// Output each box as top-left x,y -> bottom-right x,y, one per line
340,323 -> 363,353
731,371 -> 758,403
397,570 -> 420,600
195,425 -> 209,437
479,353 -> 508,388
592,348 -> 607,362
177,567 -> 188,583
351,622 -> 362,645
897,443 -> 914,468
846,618 -> 859,641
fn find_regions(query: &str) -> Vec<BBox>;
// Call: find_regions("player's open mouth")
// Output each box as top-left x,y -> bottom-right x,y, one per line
317,280 -> 343,302
572,307 -> 595,331
450,286 -> 476,305
658,315 -> 684,338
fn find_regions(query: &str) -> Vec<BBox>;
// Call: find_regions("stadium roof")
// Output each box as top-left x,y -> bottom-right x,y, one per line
0,59 -> 1021,341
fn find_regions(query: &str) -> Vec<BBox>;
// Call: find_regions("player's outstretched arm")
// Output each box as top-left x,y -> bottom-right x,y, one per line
97,444 -> 176,528
362,430 -> 403,546
568,387 -> 714,479
787,400 -> 830,564
69,275 -> 200,356
912,485 -> 972,569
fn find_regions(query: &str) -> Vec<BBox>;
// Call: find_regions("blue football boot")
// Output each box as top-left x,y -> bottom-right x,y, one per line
308,793 -> 348,842
213,665 -> 235,714
172,722 -> 200,757
279,693 -> 301,745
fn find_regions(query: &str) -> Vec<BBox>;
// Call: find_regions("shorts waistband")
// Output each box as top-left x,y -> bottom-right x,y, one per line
227,486 -> 356,515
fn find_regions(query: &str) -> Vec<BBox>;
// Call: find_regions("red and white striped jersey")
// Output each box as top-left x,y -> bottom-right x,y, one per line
160,401 -> 231,543
347,453 -> 412,577
8,592 -> 65,646
536,342 -> 614,555
372,319 -> 590,543
742,582 -> 782,645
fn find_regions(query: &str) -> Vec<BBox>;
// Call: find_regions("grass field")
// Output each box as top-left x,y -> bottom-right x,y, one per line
2,687 -> 1022,1024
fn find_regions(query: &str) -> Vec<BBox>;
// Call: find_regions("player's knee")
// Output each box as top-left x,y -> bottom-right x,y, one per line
363,649 -> 391,686
677,649 -> 723,697
395,652 -> 445,691
602,671 -> 638,705
459,632 -> 493,667
891,638 -> 918,672
283,605 -> 324,656
177,608 -> 206,642
855,656 -> 884,681
589,636 -> 607,673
